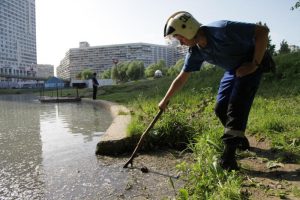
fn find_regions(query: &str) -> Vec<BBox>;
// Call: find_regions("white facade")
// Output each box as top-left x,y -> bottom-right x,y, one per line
0,0 -> 37,80
57,42 -> 186,80
36,64 -> 54,78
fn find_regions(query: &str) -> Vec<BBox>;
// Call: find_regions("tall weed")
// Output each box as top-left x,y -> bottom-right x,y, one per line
100,52 -> 300,198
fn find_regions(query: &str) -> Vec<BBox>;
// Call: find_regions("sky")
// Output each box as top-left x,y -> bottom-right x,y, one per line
36,0 -> 300,69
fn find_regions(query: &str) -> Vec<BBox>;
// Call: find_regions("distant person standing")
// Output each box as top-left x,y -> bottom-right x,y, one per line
92,73 -> 99,100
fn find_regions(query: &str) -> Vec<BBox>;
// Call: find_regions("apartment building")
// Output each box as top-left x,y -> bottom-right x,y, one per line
0,0 -> 37,79
57,42 -> 185,80
36,64 -> 54,78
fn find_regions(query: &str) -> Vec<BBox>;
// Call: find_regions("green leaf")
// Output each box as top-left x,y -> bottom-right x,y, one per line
178,188 -> 189,200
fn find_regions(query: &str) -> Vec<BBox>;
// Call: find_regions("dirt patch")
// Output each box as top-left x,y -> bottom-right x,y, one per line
96,150 -> 191,200
239,135 -> 300,200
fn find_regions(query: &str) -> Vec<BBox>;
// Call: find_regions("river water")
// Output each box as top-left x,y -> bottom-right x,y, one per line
0,94 -> 184,200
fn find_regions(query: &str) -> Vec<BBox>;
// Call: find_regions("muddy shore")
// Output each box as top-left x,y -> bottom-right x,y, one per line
79,98 -> 188,199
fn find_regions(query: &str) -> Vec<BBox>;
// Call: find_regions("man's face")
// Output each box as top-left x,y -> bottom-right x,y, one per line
174,34 -> 195,47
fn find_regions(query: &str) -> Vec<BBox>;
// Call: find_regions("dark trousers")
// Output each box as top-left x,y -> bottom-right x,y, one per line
215,67 -> 263,143
93,86 -> 98,100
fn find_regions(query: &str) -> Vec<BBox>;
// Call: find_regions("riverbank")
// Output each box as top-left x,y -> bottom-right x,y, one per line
1,94 -> 193,199
1,52 -> 300,199
82,98 -> 136,155
96,62 -> 300,198
75,98 -> 193,199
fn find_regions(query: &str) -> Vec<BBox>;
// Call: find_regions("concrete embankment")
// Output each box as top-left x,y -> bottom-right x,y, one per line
82,99 -> 137,155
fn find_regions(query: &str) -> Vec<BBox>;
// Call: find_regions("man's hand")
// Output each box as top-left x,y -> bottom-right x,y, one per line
236,62 -> 258,77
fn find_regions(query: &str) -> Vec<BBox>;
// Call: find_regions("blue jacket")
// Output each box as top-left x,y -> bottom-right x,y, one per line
183,20 -> 256,72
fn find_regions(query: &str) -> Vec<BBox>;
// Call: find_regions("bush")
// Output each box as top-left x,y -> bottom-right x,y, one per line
100,53 -> 300,199
274,52 -> 300,79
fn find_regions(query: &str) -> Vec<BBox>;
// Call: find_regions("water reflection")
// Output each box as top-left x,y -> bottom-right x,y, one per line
0,94 -> 44,198
39,103 -> 112,142
0,94 -> 113,199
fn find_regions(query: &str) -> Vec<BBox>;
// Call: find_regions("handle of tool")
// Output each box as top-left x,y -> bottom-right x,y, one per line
123,109 -> 163,168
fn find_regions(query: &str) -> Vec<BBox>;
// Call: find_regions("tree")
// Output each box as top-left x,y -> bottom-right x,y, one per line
117,62 -> 129,82
111,61 -> 145,83
110,61 -> 130,83
278,40 -> 291,54
145,63 -> 158,78
138,61 -> 145,79
167,58 -> 184,76
126,61 -> 144,81
291,0 -> 300,10
101,69 -> 111,79
157,60 -> 168,75
145,60 -> 168,78
267,35 -> 276,56
157,60 -> 166,68
75,72 -> 82,79
111,65 -> 119,82
81,69 -> 93,80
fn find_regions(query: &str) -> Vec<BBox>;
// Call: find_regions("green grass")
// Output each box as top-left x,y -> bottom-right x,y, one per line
97,69 -> 242,199
46,63 -> 297,199
3,53 -> 299,199
0,88 -> 41,95
97,62 -> 299,199
248,73 -> 300,163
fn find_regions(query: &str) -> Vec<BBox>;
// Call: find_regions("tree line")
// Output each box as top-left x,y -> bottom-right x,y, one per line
100,59 -> 184,83
75,21 -> 298,83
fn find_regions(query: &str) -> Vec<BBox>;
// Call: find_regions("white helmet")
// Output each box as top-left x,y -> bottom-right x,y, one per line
164,11 -> 201,40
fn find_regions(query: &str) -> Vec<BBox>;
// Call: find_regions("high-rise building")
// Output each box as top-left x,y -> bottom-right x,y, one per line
36,64 -> 54,78
0,0 -> 37,78
57,42 -> 186,80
